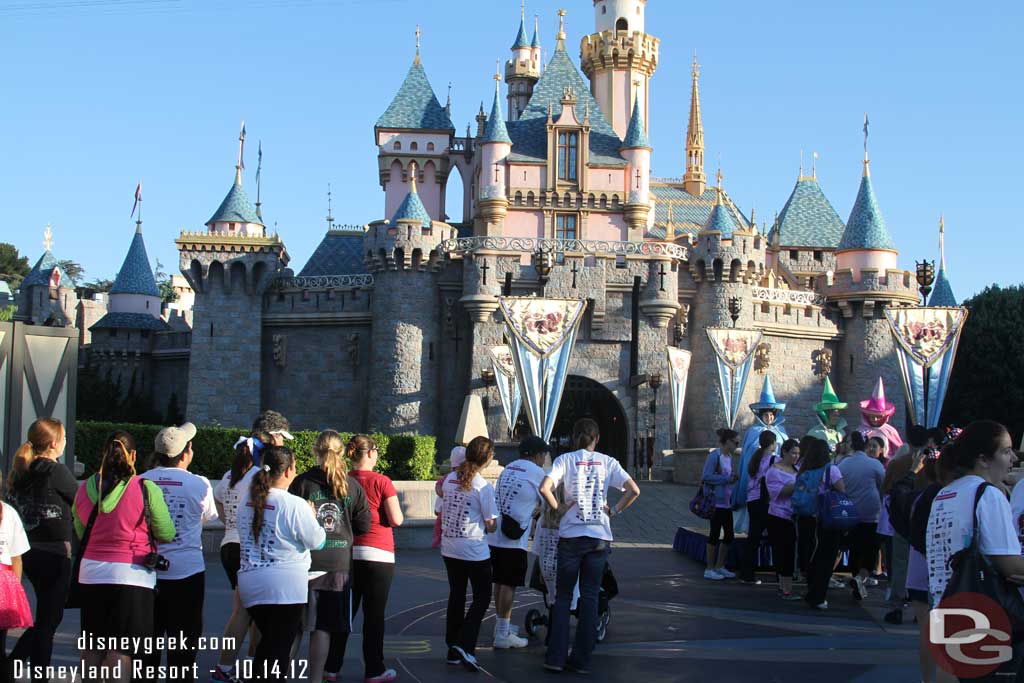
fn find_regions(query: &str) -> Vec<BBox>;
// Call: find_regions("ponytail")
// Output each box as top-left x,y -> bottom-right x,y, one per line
315,430 -> 348,500
249,445 -> 295,543
457,436 -> 494,491
9,417 -> 64,487
345,434 -> 377,466
747,430 -> 778,478
230,430 -> 269,488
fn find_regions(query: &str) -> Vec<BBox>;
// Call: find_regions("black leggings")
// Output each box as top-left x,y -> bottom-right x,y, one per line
11,549 -> 71,671
741,499 -> 769,580
767,515 -> 796,578
142,572 -> 205,681
442,556 -> 492,655
795,515 -> 817,575
805,523 -> 843,606
708,508 -> 734,545
327,560 -> 396,678
248,603 -> 304,682
848,522 -> 880,576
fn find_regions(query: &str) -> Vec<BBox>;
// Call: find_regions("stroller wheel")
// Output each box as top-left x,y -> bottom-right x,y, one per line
525,608 -> 546,637
596,605 -> 611,642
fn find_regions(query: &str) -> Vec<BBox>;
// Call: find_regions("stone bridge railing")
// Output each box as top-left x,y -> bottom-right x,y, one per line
273,274 -> 374,290
438,236 -> 688,261
750,285 -> 824,306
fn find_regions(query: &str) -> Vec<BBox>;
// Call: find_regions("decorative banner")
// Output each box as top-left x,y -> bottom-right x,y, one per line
666,346 -> 692,440
706,328 -> 763,429
885,307 -> 968,428
488,345 -> 522,439
499,297 -> 588,442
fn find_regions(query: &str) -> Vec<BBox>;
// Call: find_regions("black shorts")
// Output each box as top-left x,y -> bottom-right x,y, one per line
490,546 -> 528,588
220,542 -> 241,589
303,578 -> 353,634
80,583 -> 155,653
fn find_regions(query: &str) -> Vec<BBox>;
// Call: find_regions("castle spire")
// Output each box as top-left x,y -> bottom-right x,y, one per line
512,2 -> 530,49
862,112 -> 870,177
938,213 -> 946,270
326,183 -> 334,230
409,161 -> 418,194
555,9 -> 566,51
414,25 -> 421,65
235,120 -> 246,185
928,214 -> 957,306
483,66 -> 512,144
683,52 -> 706,197
532,14 -> 541,48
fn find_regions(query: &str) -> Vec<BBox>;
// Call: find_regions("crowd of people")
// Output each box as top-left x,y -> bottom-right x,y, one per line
700,376 -> 1024,682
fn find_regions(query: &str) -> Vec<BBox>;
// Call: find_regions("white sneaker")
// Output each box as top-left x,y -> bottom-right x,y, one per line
813,600 -> 829,611
717,567 -> 737,579
704,568 -> 725,580
494,633 -> 529,649
509,624 -> 520,636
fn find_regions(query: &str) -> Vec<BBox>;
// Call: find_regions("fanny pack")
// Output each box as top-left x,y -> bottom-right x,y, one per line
500,513 -> 526,540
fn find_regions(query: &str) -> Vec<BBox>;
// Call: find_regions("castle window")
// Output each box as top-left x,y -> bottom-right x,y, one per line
789,249 -> 798,260
615,18 -> 628,31
427,142 -> 435,151
410,142 -> 418,151
555,214 -> 578,240
557,131 -> 578,181
393,141 -> 401,150
813,250 -> 823,262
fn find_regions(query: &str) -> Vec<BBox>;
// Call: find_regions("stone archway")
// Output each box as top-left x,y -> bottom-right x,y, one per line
551,376 -> 629,465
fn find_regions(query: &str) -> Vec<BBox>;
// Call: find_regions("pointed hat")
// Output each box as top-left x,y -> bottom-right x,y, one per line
750,375 -> 786,413
815,376 -> 847,415
859,377 -> 896,418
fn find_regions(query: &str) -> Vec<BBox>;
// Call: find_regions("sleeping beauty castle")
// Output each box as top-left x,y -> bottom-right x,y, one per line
17,0 -> 959,466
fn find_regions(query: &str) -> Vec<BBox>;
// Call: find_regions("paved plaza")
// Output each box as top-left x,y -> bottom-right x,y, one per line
15,482 -> 919,682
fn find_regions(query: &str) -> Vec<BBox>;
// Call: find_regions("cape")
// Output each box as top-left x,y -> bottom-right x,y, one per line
807,416 -> 848,453
857,420 -> 903,461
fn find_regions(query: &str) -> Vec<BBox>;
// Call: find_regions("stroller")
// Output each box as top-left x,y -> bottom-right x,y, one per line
522,490 -> 619,643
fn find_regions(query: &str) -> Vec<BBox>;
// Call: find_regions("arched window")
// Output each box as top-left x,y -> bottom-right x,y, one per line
427,142 -> 435,151
394,141 -> 402,150
616,17 -> 628,31
410,141 -> 419,151
557,131 -> 578,181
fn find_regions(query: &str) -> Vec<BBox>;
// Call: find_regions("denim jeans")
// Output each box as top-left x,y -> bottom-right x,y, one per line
545,536 -> 610,670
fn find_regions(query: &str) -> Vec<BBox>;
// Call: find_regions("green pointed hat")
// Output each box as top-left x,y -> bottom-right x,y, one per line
815,376 -> 847,417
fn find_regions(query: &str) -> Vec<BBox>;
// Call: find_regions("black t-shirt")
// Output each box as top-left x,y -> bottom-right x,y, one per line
289,468 -> 371,574
7,458 -> 79,555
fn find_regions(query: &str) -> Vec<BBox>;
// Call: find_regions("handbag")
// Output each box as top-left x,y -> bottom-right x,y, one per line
66,475 -> 102,609
689,453 -> 721,521
818,466 -> 861,531
500,513 -> 527,540
942,483 -> 1024,637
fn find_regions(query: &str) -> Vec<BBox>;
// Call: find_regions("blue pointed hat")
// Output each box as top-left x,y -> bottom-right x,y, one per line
750,375 -> 786,413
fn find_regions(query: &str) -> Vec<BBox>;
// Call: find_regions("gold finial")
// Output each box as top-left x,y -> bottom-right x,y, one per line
521,0 -> 525,19
409,161 -> 418,193
43,224 -> 53,251
812,151 -> 819,179
715,164 -> 723,205
799,149 -> 804,178
862,112 -> 870,177
556,8 -> 566,45
414,25 -> 422,63
495,59 -> 501,83
692,50 -> 700,79
684,49 -> 706,197
938,213 -> 946,269
236,120 -> 246,184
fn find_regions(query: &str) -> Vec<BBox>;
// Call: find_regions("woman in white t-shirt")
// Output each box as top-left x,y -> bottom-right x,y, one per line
439,436 -> 498,672
0,470 -> 33,674
237,445 -> 326,682
926,420 -> 1024,605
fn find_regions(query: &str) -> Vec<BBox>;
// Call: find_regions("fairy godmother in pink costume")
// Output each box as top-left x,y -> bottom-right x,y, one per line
857,377 -> 903,460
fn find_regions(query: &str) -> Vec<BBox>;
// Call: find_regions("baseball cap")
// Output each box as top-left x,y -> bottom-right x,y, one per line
155,422 -> 197,457
519,436 -> 550,458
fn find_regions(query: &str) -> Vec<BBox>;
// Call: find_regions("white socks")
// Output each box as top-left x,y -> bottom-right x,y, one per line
496,617 -> 510,638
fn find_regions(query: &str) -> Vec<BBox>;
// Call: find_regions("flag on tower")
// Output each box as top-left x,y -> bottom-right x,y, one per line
130,182 -> 142,219
255,141 -> 262,186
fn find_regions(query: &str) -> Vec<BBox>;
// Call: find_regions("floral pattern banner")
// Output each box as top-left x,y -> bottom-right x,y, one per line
488,345 -> 517,379
884,307 -> 968,369
706,328 -> 763,370
499,297 -> 588,359
666,347 -> 692,439
489,345 -> 522,438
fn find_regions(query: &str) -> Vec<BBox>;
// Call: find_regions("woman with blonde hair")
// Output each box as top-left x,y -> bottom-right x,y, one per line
332,435 -> 404,683
289,430 -> 371,683
7,417 -> 75,674
439,436 -> 498,672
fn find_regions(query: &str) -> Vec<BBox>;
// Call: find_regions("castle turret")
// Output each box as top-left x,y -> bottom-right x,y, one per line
375,31 -> 455,223
16,226 -> 77,327
683,54 -> 706,197
620,95 -> 652,238
506,7 -> 540,121
581,0 -> 659,140
178,132 -> 289,426
478,71 -> 513,232
834,142 -> 897,281
531,15 -> 542,69
928,216 -> 957,306
364,163 -> 456,434
207,124 -> 264,237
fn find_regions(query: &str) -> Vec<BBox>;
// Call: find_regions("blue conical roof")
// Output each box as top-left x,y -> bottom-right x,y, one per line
621,97 -> 650,149
208,178 -> 262,226
775,177 -> 845,248
390,188 -> 432,228
531,21 -> 540,48
110,227 -> 159,297
21,250 -> 69,288
929,267 -> 957,306
512,16 -> 530,49
376,59 -> 455,131
483,87 -> 512,144
838,173 -> 896,251
703,198 -> 737,238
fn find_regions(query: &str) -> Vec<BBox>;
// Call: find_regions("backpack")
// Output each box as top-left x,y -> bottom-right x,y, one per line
818,466 -> 861,531
792,467 -> 826,517
758,456 -> 777,503
909,482 -> 942,555
886,473 -> 920,541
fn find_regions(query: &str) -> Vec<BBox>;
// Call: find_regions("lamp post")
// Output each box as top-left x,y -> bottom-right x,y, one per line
648,371 -> 662,480
728,296 -> 741,327
915,260 -> 935,306
532,248 -> 553,295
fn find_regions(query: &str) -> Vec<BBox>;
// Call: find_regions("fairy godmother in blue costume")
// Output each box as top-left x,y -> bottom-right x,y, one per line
731,376 -> 789,526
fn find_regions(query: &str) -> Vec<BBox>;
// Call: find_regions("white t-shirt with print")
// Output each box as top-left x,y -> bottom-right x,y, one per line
214,469 -> 250,546
547,449 -> 631,542
1011,479 -> 1024,556
236,487 -> 326,607
0,502 -> 30,565
488,459 -> 545,551
440,472 -> 498,562
926,475 -> 1021,607
140,467 -> 218,580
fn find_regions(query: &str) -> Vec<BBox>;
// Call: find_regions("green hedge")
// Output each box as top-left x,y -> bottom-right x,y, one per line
74,421 -> 437,481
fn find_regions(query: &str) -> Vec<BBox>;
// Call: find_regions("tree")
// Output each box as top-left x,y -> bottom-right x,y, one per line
82,278 -> 114,293
0,243 -> 30,290
0,305 -> 15,321
154,258 -> 178,304
58,259 -> 84,285
941,284 -> 1024,446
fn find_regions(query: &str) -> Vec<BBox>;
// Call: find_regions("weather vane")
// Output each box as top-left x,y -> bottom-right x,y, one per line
43,224 -> 53,251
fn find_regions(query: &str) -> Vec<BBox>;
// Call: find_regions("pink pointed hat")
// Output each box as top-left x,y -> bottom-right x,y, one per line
859,377 -> 896,418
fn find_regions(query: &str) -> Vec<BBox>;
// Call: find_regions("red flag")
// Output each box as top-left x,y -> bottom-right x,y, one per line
131,182 -> 142,219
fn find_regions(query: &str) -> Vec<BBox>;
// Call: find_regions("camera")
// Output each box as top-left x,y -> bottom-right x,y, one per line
143,552 -> 170,572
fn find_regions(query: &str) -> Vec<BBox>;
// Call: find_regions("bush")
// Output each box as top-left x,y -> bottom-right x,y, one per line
74,421 -> 437,482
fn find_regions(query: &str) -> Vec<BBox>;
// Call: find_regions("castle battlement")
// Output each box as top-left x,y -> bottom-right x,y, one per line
825,268 -> 918,300
580,30 -> 660,75
364,219 -> 456,272
688,230 -> 766,283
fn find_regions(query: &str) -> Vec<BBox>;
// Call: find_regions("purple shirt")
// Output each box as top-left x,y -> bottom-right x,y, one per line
701,449 -> 733,509
766,467 -> 797,520
747,454 -> 776,503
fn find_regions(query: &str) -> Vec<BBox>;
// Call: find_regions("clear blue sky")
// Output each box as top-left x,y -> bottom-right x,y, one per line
1,0 -> 1019,300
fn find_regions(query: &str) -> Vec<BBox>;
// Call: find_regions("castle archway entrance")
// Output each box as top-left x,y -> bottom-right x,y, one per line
551,376 -> 628,466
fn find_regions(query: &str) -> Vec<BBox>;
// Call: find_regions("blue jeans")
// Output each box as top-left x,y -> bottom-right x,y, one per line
545,536 -> 610,670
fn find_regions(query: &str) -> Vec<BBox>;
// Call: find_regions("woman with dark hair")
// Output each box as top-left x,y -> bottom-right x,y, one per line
800,438 -> 846,610
438,436 -> 498,672
838,431 -> 885,601
237,445 -> 326,682
7,417 -> 75,674
740,430 -> 779,584
73,431 -> 176,681
702,428 -> 740,580
211,430 -> 270,683
766,439 -> 801,599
